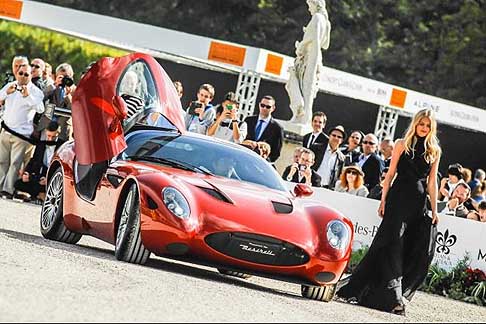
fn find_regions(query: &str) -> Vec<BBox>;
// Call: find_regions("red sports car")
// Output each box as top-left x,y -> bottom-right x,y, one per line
40,53 -> 353,302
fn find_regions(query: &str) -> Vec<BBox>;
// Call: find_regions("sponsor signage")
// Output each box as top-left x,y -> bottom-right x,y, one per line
0,0 -> 23,19
264,53 -> 284,75
208,41 -> 246,67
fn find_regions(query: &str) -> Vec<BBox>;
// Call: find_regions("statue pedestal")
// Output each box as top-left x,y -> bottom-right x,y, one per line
276,119 -> 312,137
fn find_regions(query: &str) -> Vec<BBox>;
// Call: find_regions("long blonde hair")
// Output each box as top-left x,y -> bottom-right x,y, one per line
403,109 -> 441,163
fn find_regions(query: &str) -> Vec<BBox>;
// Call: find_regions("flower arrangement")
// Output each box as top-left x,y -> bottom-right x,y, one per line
421,256 -> 486,306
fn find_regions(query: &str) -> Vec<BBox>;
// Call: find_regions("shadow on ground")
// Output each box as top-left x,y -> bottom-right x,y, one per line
0,227 -> 306,301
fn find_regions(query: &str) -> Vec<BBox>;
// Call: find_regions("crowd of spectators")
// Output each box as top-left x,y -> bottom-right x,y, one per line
1,55 -> 484,225
280,111 -> 485,223
0,55 -> 74,203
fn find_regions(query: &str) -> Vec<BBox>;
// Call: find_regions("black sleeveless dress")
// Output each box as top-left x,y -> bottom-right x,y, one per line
337,136 -> 437,312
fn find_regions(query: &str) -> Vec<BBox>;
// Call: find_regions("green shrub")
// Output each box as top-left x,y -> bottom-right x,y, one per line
0,20 -> 127,82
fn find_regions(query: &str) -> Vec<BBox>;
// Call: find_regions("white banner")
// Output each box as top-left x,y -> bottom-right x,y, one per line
285,182 -> 486,271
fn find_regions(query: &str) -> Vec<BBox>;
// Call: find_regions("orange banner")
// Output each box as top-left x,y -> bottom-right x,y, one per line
208,41 -> 246,67
0,0 -> 23,19
389,88 -> 407,108
264,53 -> 283,75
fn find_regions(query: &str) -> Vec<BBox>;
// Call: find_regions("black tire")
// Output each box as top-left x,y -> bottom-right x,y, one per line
40,167 -> 82,244
217,268 -> 252,279
301,284 -> 336,302
115,184 -> 150,264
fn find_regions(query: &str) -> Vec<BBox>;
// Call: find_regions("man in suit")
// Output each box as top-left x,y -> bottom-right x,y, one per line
13,121 -> 63,202
282,148 -> 321,187
243,95 -> 283,163
355,133 -> 384,190
315,125 -> 346,189
302,111 -> 328,170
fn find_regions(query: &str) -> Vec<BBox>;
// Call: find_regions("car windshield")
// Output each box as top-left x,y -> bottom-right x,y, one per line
121,130 -> 287,192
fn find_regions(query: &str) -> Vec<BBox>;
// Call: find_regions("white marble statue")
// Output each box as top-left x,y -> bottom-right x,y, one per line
285,0 -> 331,125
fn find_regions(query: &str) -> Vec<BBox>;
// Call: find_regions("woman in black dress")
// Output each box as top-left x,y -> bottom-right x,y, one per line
337,109 -> 441,315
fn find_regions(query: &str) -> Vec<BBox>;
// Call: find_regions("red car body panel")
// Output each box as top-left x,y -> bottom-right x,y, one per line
72,52 -> 185,165
48,53 -> 353,287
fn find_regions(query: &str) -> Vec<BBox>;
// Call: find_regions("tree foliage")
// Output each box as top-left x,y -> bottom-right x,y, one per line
14,0 -> 486,107
0,20 -> 126,82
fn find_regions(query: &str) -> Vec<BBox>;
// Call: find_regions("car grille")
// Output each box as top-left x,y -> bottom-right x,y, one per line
205,232 -> 309,266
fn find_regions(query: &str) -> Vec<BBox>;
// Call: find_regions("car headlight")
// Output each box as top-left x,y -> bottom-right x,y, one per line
162,187 -> 190,219
326,220 -> 350,251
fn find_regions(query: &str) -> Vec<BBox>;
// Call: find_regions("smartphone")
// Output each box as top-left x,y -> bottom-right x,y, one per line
226,104 -> 233,111
188,101 -> 203,115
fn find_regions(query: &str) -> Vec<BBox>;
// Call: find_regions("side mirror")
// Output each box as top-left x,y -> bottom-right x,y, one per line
294,183 -> 313,198
112,95 -> 128,120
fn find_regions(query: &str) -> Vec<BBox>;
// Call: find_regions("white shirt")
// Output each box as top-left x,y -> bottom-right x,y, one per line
357,153 -> 371,168
255,115 -> 271,140
0,81 -> 44,136
43,144 -> 56,167
213,120 -> 248,143
317,144 -> 338,186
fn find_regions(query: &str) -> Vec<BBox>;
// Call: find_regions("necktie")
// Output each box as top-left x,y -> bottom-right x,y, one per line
255,120 -> 264,140
308,134 -> 315,147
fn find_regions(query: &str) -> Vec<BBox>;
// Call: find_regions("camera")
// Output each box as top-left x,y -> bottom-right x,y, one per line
298,164 -> 307,172
226,104 -> 233,111
188,101 -> 203,116
60,76 -> 74,88
15,84 -> 23,92
3,72 -> 15,87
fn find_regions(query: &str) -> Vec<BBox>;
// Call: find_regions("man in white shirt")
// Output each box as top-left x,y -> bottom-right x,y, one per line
316,125 -> 346,189
0,64 -> 44,199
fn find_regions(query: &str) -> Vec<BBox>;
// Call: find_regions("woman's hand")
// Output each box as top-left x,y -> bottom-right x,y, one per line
431,211 -> 439,225
378,201 -> 385,218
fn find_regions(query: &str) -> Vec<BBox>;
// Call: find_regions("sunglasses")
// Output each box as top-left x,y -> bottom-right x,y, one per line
346,170 -> 359,175
18,71 -> 30,77
362,140 -> 376,145
330,133 -> 343,139
31,64 -> 41,69
259,103 -> 273,109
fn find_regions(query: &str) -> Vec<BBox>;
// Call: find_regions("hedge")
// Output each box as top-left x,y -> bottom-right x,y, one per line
0,19 -> 127,83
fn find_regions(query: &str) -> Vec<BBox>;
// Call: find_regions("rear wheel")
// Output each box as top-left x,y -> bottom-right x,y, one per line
217,269 -> 252,279
115,184 -> 150,264
40,167 -> 82,244
301,284 -> 336,302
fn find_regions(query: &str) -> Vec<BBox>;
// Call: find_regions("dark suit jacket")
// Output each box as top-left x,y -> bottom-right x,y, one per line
282,165 -> 322,187
302,132 -> 328,170
244,115 -> 283,163
354,152 -> 384,190
25,140 -> 64,178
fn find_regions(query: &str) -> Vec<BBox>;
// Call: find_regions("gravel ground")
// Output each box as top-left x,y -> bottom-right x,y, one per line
1,198 -> 485,322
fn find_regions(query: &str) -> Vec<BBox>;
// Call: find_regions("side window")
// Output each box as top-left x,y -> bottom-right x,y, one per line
118,61 -> 159,128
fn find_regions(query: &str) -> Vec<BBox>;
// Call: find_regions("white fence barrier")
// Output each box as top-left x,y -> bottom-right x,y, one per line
285,182 -> 486,271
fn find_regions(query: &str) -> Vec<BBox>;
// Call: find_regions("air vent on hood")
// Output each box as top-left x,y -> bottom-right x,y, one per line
272,201 -> 293,214
197,186 -> 232,203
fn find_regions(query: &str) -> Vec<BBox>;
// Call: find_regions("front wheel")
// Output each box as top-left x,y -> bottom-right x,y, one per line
115,184 -> 150,264
301,284 -> 336,302
40,167 -> 82,244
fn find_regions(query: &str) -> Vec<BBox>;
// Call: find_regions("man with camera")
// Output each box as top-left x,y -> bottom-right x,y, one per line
184,83 -> 216,135
282,148 -> 322,187
0,64 -> 44,199
40,63 -> 76,141
13,121 -> 63,203
207,91 -> 247,143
